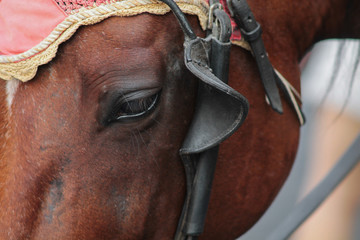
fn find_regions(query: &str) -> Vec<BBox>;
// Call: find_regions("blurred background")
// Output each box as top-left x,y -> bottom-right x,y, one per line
238,39 -> 360,240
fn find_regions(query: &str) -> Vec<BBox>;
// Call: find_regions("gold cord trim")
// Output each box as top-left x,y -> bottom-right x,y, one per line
231,39 -> 251,51
0,0 -> 208,82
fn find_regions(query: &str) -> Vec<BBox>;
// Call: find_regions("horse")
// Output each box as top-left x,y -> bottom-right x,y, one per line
0,0 -> 359,239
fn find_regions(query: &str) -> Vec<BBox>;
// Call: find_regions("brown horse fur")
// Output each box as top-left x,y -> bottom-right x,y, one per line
0,0 -> 360,239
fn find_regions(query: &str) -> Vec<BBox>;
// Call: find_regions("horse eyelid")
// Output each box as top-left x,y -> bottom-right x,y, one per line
108,91 -> 161,123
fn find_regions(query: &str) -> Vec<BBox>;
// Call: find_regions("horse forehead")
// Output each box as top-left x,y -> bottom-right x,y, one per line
55,14 -> 184,80
74,14 -> 181,50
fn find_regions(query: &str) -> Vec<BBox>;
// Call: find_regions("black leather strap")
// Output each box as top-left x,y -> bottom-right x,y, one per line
159,0 -> 197,40
159,0 -> 249,239
177,35 -> 248,240
178,9 -> 234,238
230,0 -> 283,114
210,8 -> 232,82
170,2 -> 248,238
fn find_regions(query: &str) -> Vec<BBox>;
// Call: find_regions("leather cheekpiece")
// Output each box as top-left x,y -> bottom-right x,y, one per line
180,36 -> 248,154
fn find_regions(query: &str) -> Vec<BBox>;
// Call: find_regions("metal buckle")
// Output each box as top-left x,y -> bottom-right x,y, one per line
208,3 -> 223,29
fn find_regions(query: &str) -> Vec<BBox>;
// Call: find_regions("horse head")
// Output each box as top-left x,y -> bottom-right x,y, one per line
0,12 -> 208,239
0,0 -> 359,239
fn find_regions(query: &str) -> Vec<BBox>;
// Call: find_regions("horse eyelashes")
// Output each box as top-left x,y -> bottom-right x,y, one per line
108,91 -> 160,123
119,94 -> 157,115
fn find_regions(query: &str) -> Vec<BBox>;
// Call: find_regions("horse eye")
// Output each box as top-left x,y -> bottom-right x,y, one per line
108,92 -> 160,123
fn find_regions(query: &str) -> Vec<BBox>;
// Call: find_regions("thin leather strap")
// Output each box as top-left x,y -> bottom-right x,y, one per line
159,0 -> 197,40
230,0 -> 283,114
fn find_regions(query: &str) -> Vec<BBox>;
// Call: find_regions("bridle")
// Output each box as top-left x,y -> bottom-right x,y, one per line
158,0 -> 294,239
158,0 -> 360,239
